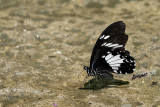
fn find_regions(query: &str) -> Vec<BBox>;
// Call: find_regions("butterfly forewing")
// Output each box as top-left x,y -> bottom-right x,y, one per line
90,21 -> 135,75
90,21 -> 127,64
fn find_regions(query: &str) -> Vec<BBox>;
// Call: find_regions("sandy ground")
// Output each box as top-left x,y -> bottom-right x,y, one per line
0,0 -> 160,107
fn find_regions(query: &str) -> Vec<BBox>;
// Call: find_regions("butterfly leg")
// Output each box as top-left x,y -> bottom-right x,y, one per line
83,75 -> 88,84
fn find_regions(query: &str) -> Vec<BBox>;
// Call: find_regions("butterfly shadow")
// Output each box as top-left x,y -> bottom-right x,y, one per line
79,77 -> 129,90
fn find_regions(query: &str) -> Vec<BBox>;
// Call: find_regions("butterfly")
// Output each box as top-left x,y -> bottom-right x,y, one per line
84,21 -> 135,78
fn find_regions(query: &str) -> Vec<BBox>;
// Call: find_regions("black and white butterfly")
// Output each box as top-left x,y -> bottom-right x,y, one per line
84,21 -> 135,78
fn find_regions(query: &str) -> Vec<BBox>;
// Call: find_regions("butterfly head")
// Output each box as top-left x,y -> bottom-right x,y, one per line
84,66 -> 90,75
84,66 -> 89,71
84,66 -> 95,76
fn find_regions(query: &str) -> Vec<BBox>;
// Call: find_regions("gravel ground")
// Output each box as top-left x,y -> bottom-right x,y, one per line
0,0 -> 160,107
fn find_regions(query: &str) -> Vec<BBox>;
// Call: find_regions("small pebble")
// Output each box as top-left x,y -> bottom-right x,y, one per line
36,35 -> 41,40
151,81 -> 157,85
23,29 -> 27,32
14,24 -> 17,27
54,51 -> 62,55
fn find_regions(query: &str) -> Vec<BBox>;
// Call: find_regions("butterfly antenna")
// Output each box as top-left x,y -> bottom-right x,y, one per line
72,51 -> 85,66
78,69 -> 85,80
72,51 -> 87,81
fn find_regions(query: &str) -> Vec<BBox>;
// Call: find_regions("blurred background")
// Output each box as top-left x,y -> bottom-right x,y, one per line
0,0 -> 160,107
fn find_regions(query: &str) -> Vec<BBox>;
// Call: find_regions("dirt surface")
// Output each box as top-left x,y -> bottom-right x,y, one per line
0,0 -> 160,107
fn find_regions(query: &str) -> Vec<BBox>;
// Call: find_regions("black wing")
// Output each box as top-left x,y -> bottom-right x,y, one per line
90,21 -> 135,74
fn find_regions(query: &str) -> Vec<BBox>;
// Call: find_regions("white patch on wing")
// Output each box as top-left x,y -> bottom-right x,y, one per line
99,35 -> 105,39
107,55 -> 121,63
102,55 -> 105,58
113,70 -> 118,73
107,51 -> 110,54
108,44 -> 119,47
101,42 -> 123,49
113,45 -> 123,49
111,66 -> 119,70
109,63 -> 121,67
101,42 -> 107,46
104,54 -> 113,61
109,59 -> 124,64
104,35 -> 110,39
103,53 -> 123,67
105,43 -> 112,47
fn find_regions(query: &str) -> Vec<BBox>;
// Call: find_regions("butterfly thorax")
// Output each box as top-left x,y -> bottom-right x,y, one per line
84,66 -> 96,76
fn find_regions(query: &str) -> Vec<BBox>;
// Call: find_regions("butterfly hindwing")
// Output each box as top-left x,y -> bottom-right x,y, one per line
101,50 -> 135,74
